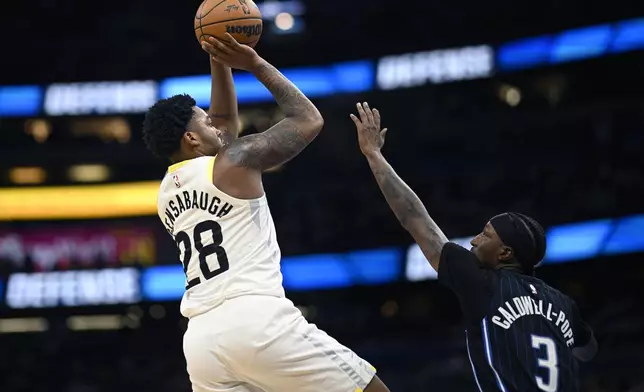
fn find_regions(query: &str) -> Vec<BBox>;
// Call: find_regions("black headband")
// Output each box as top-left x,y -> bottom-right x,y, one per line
490,212 -> 541,271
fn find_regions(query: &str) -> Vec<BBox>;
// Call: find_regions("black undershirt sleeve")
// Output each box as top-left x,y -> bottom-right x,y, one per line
438,242 -> 496,323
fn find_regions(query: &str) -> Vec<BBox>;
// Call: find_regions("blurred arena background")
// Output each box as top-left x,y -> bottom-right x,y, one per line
1,0 -> 644,391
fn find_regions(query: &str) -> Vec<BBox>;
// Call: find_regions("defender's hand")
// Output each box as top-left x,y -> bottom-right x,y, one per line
201,33 -> 262,72
350,102 -> 388,157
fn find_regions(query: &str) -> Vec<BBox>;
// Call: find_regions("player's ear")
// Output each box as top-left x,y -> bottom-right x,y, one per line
498,245 -> 514,262
184,131 -> 201,147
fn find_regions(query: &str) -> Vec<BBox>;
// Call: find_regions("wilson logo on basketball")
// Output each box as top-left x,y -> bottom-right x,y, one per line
226,24 -> 262,37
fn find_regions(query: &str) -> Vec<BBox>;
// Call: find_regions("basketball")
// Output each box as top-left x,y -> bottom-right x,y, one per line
194,0 -> 263,48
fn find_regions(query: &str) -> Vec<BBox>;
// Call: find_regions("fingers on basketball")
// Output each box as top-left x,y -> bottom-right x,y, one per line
207,37 -> 232,54
223,33 -> 241,47
201,40 -> 217,55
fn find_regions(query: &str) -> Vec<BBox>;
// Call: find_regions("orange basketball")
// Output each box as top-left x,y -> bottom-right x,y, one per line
194,0 -> 263,48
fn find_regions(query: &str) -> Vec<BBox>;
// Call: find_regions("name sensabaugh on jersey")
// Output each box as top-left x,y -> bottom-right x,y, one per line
156,156 -> 285,318
162,189 -> 234,235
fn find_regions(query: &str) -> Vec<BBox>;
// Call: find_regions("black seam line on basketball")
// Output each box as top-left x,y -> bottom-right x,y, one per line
194,17 -> 262,30
198,0 -> 228,19
198,5 -> 204,37
196,0 -> 205,20
199,13 -> 205,39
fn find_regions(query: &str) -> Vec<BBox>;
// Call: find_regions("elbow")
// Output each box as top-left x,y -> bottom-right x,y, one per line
573,334 -> 598,362
309,113 -> 324,134
305,106 -> 324,132
291,111 -> 324,140
572,347 -> 596,362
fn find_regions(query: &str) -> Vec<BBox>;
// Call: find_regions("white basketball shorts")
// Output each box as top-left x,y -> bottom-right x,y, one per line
183,295 -> 377,392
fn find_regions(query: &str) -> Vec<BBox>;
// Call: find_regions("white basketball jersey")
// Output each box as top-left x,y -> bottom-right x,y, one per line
157,156 -> 285,318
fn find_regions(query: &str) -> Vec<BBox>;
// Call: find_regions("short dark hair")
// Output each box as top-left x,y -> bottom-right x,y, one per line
142,94 -> 196,158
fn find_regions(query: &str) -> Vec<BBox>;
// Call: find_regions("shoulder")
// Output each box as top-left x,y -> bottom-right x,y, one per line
532,279 -> 578,313
213,139 -> 259,175
440,242 -> 477,262
438,242 -> 489,277
218,134 -> 270,169
212,144 -> 265,199
438,242 -> 497,291
438,244 -> 498,322
539,280 -> 570,302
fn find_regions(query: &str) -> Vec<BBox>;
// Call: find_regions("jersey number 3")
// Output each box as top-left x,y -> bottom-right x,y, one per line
531,335 -> 559,392
176,220 -> 230,289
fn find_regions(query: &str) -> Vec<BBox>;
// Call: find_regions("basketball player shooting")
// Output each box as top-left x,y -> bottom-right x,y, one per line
142,35 -> 390,392
350,102 -> 598,392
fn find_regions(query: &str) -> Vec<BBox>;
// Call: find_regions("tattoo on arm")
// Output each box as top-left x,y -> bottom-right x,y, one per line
223,60 -> 323,170
368,154 -> 448,269
252,62 -> 320,123
223,119 -> 309,170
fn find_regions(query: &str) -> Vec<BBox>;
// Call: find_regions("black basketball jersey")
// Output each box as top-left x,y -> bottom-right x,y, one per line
438,243 -> 593,392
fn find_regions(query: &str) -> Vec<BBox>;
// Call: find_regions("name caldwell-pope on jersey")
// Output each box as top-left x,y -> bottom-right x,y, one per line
491,292 -> 576,347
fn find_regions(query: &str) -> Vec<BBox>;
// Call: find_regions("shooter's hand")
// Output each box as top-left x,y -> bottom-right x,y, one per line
201,33 -> 263,72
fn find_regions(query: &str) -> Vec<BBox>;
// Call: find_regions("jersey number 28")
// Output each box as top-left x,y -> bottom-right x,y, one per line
176,220 -> 229,289
531,335 -> 559,392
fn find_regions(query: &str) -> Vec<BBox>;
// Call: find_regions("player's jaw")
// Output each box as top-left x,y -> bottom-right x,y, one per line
187,107 -> 225,156
208,127 -> 225,150
204,129 -> 224,155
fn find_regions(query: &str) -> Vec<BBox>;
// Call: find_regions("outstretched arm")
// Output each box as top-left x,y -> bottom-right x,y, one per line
206,56 -> 239,144
203,34 -> 323,171
350,102 -> 448,271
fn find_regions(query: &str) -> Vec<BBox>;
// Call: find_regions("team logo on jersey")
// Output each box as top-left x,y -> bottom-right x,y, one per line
173,174 -> 181,188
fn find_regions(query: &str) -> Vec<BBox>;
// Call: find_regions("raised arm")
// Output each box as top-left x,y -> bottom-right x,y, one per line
206,56 -> 239,143
203,34 -> 323,171
224,58 -> 323,170
350,102 -> 448,271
